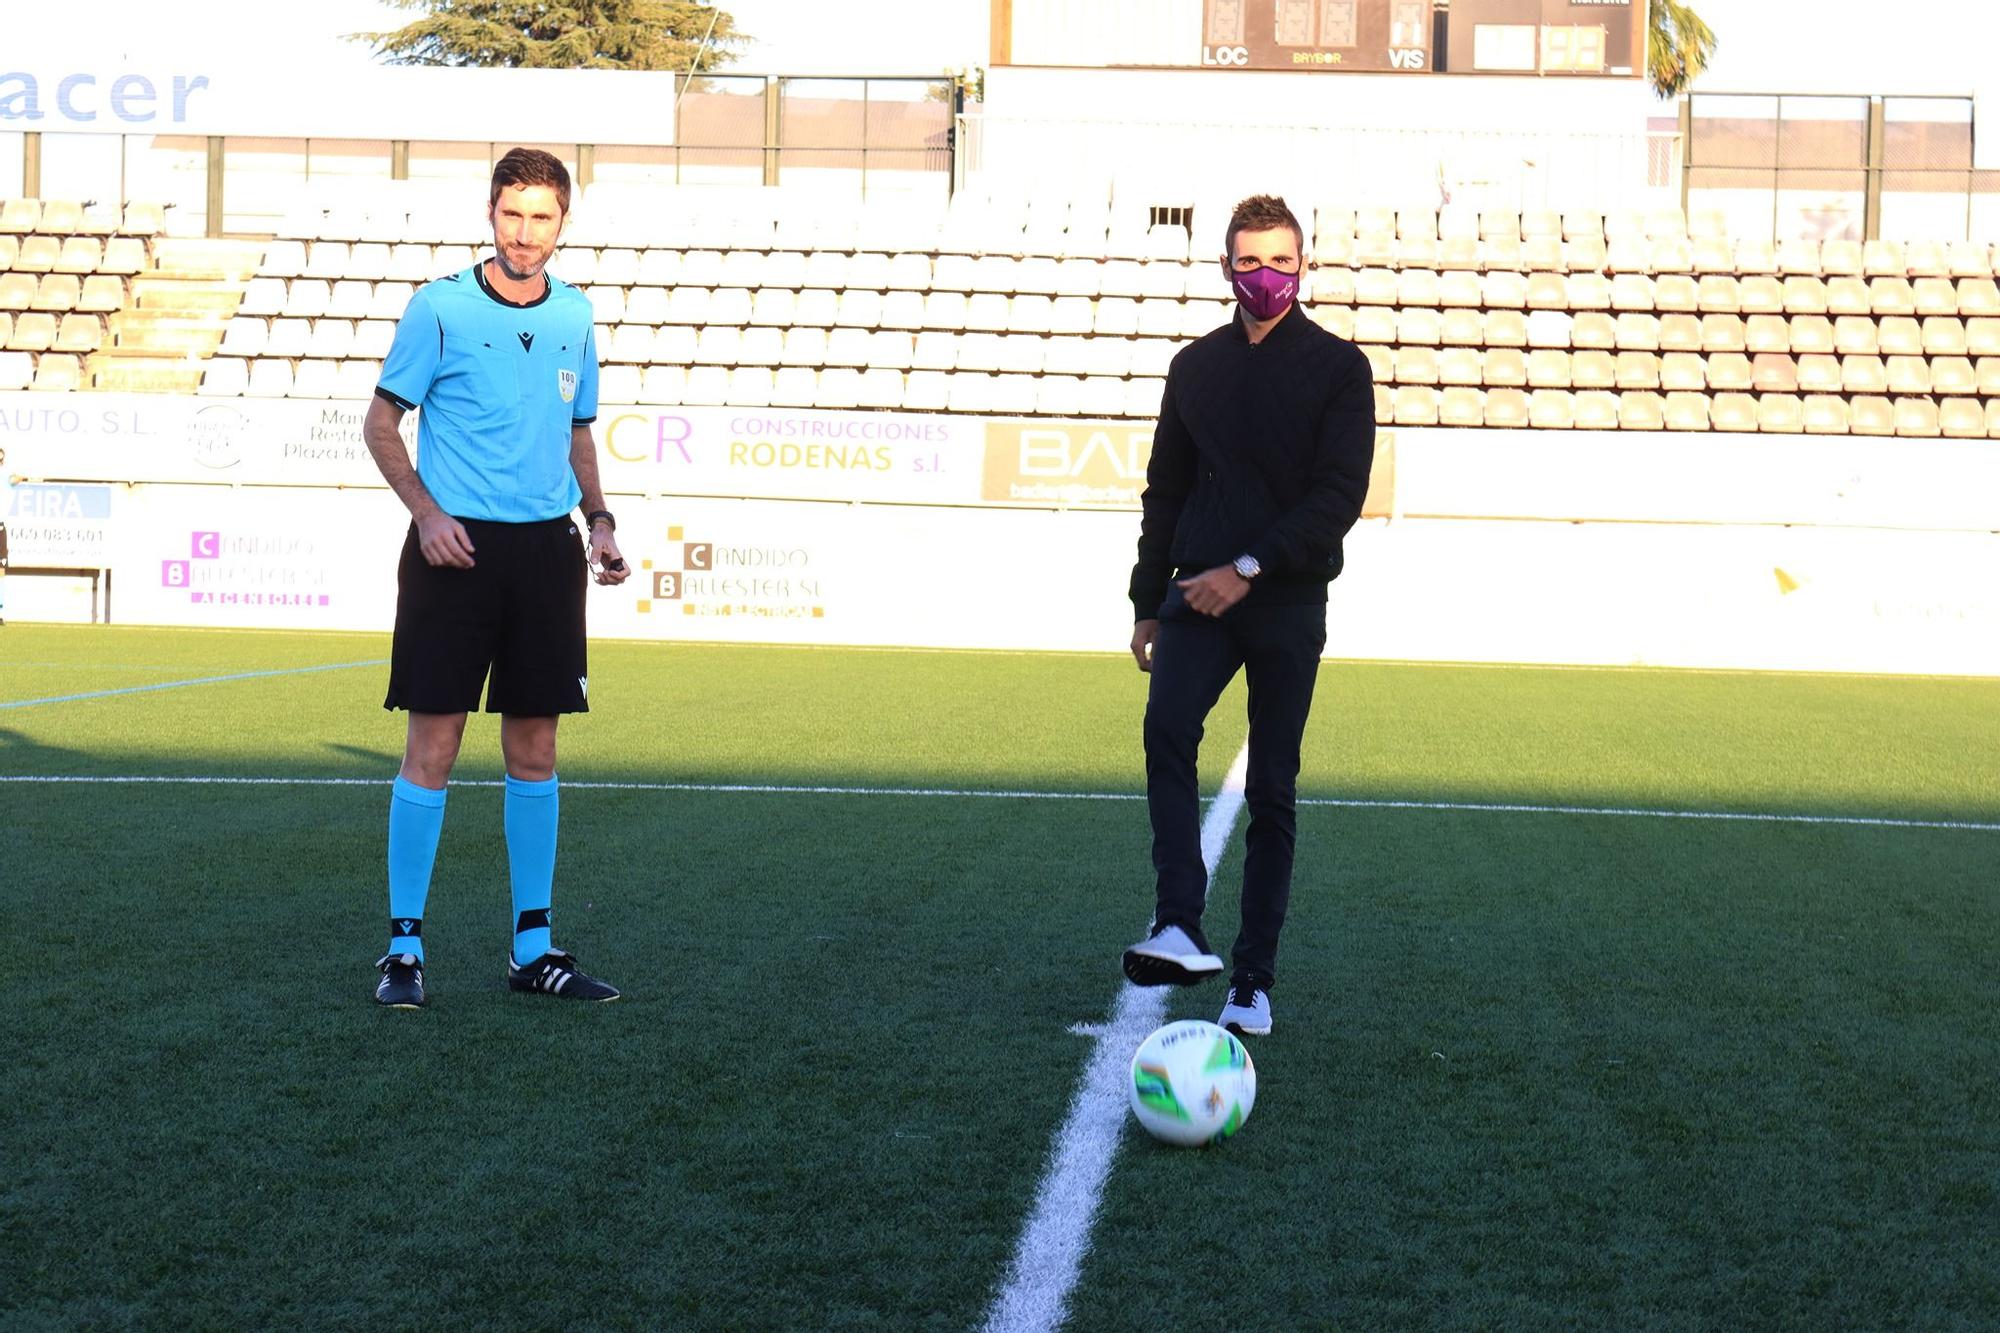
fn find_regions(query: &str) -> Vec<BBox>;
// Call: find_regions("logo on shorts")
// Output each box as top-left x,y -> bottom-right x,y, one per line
557,369 -> 578,403
578,676 -> 588,699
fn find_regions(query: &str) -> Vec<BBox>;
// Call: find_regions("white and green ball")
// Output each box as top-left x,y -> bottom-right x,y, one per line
1128,1019 -> 1257,1147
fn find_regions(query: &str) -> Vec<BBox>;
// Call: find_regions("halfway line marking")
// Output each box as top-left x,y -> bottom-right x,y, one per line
981,741 -> 1252,1333
0,774 -> 1992,834
0,660 -> 388,710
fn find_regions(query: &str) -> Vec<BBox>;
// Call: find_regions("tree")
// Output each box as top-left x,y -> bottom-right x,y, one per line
358,0 -> 746,72
1648,0 -> 1717,99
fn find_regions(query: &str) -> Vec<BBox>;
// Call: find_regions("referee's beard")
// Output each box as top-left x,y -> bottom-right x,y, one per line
493,240 -> 555,283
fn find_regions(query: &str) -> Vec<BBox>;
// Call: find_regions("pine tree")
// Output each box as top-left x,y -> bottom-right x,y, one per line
359,0 -> 745,72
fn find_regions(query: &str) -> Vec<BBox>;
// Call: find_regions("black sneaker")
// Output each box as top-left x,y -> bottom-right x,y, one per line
374,952 -> 426,1008
506,949 -> 621,1002
1219,980 -> 1272,1037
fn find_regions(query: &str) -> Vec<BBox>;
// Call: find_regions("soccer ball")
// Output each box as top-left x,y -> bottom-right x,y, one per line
1128,1019 -> 1256,1147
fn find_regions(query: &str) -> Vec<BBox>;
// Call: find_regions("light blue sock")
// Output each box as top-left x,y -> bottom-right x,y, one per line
505,773 -> 559,966
387,775 -> 447,961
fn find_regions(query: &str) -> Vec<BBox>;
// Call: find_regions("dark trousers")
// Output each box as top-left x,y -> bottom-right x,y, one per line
1144,599 -> 1326,988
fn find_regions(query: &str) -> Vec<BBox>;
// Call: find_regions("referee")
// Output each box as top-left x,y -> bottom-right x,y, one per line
361,147 -> 630,1009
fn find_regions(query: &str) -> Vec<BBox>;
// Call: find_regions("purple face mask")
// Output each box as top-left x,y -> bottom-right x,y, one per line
1226,262 -> 1299,321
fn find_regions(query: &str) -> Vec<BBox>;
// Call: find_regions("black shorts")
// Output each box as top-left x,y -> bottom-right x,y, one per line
384,515 -> 589,715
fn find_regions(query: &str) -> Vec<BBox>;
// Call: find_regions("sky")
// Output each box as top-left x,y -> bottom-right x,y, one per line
12,0 -> 1996,106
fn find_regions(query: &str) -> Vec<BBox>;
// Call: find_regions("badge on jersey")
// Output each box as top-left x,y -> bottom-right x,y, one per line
557,368 -> 578,403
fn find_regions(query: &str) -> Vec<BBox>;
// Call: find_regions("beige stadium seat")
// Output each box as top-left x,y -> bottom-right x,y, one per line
1660,352 -> 1706,391
1520,209 -> 1560,240
1776,239 -> 1821,276
1562,236 -> 1608,274
1438,206 -> 1479,242
1615,351 -> 1660,389
1438,347 -> 1483,385
1134,298 -> 1182,338
838,289 -> 885,329
1481,271 -> 1528,309
1573,390 -> 1619,430
1484,310 -> 1528,348
1073,374 -> 1125,418
1354,231 -> 1396,269
1751,352 -> 1799,393
1893,396 -> 1941,437
1886,356 -> 1931,395
0,272 -> 38,310
1480,209 -> 1521,242
219,315 -> 267,356
289,359 -> 341,399
1782,277 -> 1828,315
1734,238 -> 1777,275
1393,385 -> 1440,425
1440,386 -> 1485,426
1658,314 -> 1703,352
347,242 -> 392,280
1931,356 -> 1976,395
1440,308 -> 1484,346
1619,391 -> 1665,430
1922,316 -> 1968,355
1947,242 -> 1994,278
1397,236 -> 1442,271
1745,315 -> 1791,353
1053,257 -> 1103,297
0,235 -> 15,269
1354,308 -> 1398,345
1528,389 -> 1574,428
1354,268 -> 1398,305
327,280 -> 372,319
1707,353 -> 1754,391
1051,296 -> 1099,335
603,324 -> 653,365
1802,394 -> 1849,434
1796,353 -> 1843,394
1957,278 -> 2000,317
1981,356 -> 2000,394
1913,278 -> 1958,316
1439,236 -> 1480,270
1877,316 -> 1923,356
1522,236 -> 1563,272
1737,277 -> 1785,315
922,291 -> 967,331
909,330 -> 955,370
198,356 -> 248,396
1570,350 -> 1616,390
0,198 -> 42,233
1561,211 -> 1604,241
1869,277 -> 1917,315
1608,272 -> 1656,312
1691,237 -> 1734,275
1482,347 -> 1528,387
15,235 -> 59,272
1842,355 -> 1888,394
1710,393 -> 1758,433
1614,312 -> 1660,350
1523,272 -> 1566,310
1653,274 -> 1698,312
765,366 -> 812,408
1860,239 -> 1904,276
1648,236 -> 1693,274
1788,315 -> 1835,354
1483,387 -> 1530,428
1398,269 -> 1442,307
1525,310 -> 1571,348
1397,308 -> 1442,346
1700,314 -> 1746,352
1605,235 -> 1651,274
1439,270 -> 1483,308
876,290 -> 925,332
1571,312 -> 1617,350
7,312 -> 55,351
1311,305 -> 1354,340
1371,383 -> 1393,424
1663,392 -> 1710,431
1939,397 -> 1987,438
1832,315 -> 1878,355
33,352 -> 82,391
1313,268 -> 1356,305
702,325 -> 752,367
1826,278 -> 1872,317
78,275 -> 124,314
1818,240 -> 1862,276
307,319 -> 354,359
244,358 -> 292,397
1032,374 -> 1083,416
1361,343 -> 1395,384
1966,319 -> 2000,357
55,237 -> 102,274
780,327 -> 827,367
354,320 -> 394,360
1757,394 -> 1805,433
1697,275 -> 1739,313
1904,242 -> 1950,277
1526,348 -> 1571,388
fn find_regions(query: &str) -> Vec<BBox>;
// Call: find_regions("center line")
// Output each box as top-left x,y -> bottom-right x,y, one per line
981,739 -> 1252,1333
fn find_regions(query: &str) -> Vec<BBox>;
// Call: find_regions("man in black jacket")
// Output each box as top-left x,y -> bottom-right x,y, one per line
1120,194 -> 1376,1037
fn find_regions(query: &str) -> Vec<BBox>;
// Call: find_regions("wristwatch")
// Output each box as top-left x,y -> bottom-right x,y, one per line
1231,554 -> 1262,582
586,509 -> 616,532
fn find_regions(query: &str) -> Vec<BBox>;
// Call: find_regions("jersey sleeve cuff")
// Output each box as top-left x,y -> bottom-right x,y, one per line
374,385 -> 417,412
572,413 -> 598,425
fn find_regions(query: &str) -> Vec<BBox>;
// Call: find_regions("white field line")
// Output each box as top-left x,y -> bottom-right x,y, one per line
980,740 -> 1252,1333
0,659 -> 388,710
0,773 -> 1995,834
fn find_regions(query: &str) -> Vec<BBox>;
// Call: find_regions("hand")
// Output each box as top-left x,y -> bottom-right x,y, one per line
588,525 -> 630,585
1175,566 -> 1250,617
416,511 -> 475,568
1130,619 -> 1159,672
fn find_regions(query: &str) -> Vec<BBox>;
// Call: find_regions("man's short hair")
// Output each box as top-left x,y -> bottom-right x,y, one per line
1226,194 -> 1305,260
489,147 -> 572,216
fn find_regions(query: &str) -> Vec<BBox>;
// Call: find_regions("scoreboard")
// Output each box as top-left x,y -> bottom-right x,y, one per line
1200,0 -> 1435,72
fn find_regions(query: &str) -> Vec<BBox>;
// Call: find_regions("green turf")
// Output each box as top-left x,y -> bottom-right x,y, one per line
2,624 -> 1996,1329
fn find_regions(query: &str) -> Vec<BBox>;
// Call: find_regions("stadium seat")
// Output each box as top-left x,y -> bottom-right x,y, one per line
1691,237 -> 1734,275
31,274 -> 80,312
1913,278 -> 1959,316
1614,313 -> 1660,350
1438,271 -> 1483,308
1526,349 -> 1571,388
1957,278 -> 2000,318
1734,238 -> 1777,275
1922,317 -> 1968,356
1525,272 -> 1566,310
1819,240 -> 1862,276
77,275 -> 124,314
0,273 -> 36,311
1700,314 -> 1746,352
1653,275 -> 1698,312
307,319 -> 353,359
1658,315 -> 1702,352
1482,388 -> 1529,428
1660,352 -> 1706,391
1521,236 -> 1561,272
197,357 -> 248,396
1931,356 -> 1976,396
1481,271 -> 1527,309
780,327 -> 828,367
1788,315 -> 1835,354
1745,316 -> 1791,353
1737,277 -> 1785,315
1891,396 -> 1939,437
1663,392 -> 1710,431
1757,394 -> 1804,433
218,316 -> 267,357
1619,390 -> 1665,432
1354,308 -> 1396,345
1482,348 -> 1527,387
1885,355 -> 1931,395
1848,396 -> 1894,435
1309,306 -> 1354,340
1947,242 -> 1994,278
681,365 -> 730,407
1842,355 -> 1888,394
1562,235 -> 1608,274
121,203 -> 165,237
1710,393 -> 1757,433
1796,354 -> 1843,394
1966,318 -> 2000,356
1393,345 -> 1438,385
1615,351 -> 1660,389
1528,389 -> 1574,429
1868,277 -> 1916,315
1570,350 -> 1616,389
901,369 -> 950,411
1605,235 -> 1650,274
1439,385 -> 1484,426
1874,316 -> 1922,356
1751,352 -> 1799,393
54,237 -> 102,275
879,290 -> 927,332
1904,242 -> 1951,278
244,358 -> 292,397
1393,385 -> 1440,425
1398,269 -> 1442,308
635,365 -> 684,405
32,352 -> 81,391
700,325 -> 749,367
1801,394 -> 1848,434
289,359 -> 341,398
1938,397 -> 1988,438
1782,277 -> 1828,315
1776,239 -> 1821,276
1572,390 -> 1619,430
1696,276 -> 1739,313
1561,211 -> 1603,241
1370,384 -> 1393,424
7,312 -> 54,351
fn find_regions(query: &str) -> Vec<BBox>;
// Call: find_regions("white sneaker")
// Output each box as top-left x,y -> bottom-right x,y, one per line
1219,982 -> 1272,1036
1122,923 -> 1225,987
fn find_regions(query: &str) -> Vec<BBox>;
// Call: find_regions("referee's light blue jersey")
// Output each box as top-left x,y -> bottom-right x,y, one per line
376,262 -> 599,523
